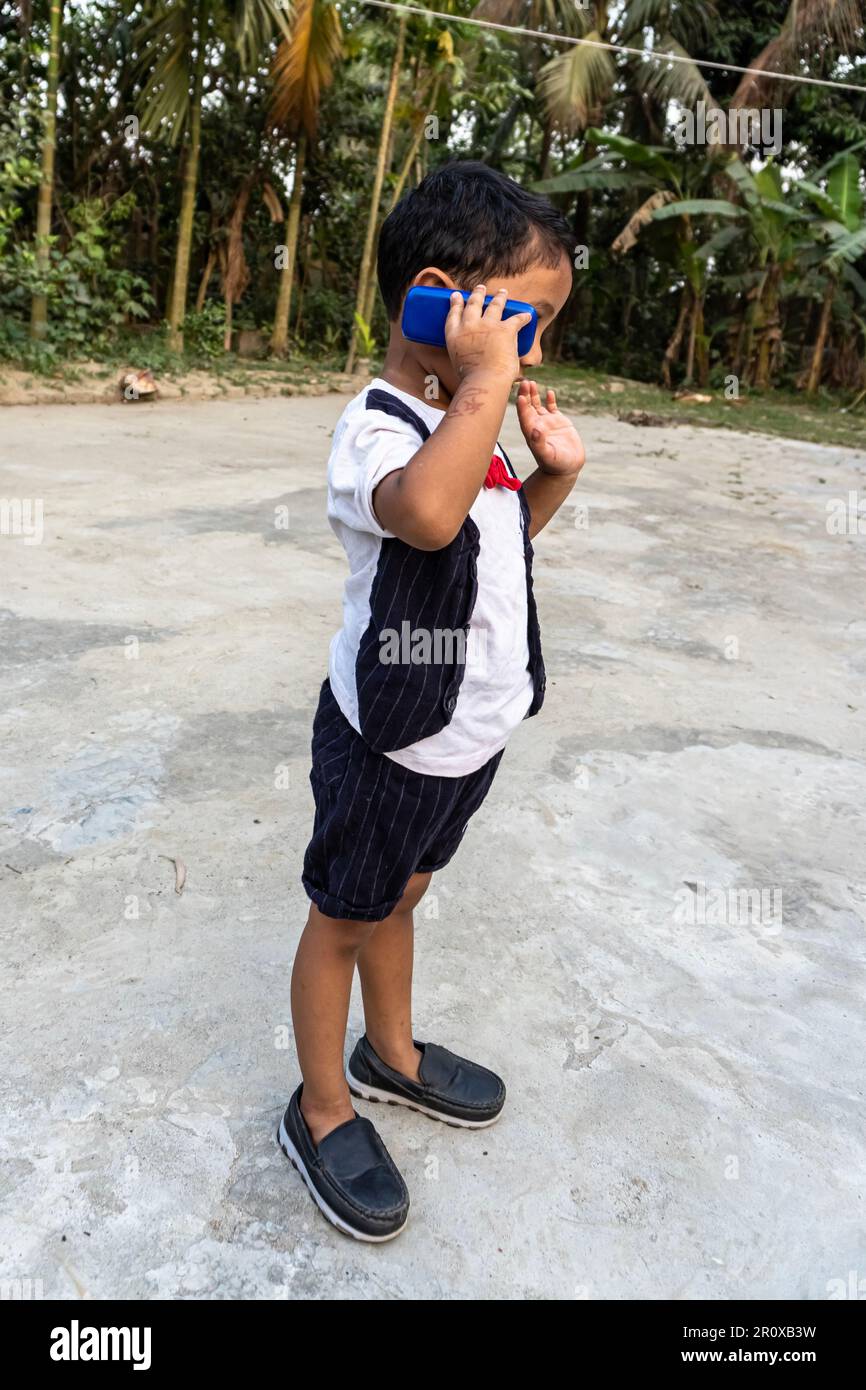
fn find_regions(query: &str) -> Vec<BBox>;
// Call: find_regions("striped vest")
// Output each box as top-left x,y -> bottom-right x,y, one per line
354,387 -> 546,754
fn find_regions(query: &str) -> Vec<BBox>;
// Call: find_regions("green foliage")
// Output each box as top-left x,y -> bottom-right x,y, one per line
0,189 -> 152,366
292,285 -> 353,355
2,0 -> 864,395
0,137 -> 40,259
352,312 -> 376,358
0,123 -> 41,362
653,199 -> 745,221
182,301 -> 227,358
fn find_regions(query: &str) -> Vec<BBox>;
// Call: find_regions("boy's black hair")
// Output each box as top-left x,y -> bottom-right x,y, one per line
377,161 -> 574,320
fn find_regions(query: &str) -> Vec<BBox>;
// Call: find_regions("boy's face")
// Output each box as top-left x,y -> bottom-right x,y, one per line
400,250 -> 573,398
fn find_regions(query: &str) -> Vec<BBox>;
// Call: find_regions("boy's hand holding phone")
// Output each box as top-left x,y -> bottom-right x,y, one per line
445,285 -> 532,385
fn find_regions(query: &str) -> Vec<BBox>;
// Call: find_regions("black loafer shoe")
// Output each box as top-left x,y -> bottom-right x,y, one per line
277,1085 -> 409,1241
347,1034 -> 505,1128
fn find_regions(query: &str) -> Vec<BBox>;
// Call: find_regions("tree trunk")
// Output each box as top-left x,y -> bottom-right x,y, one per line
222,176 -> 254,352
316,220 -> 332,289
684,288 -> 698,385
195,248 -> 216,312
30,0 -> 63,340
742,266 -> 768,387
483,92 -> 522,164
547,286 -> 575,362
146,171 -> 161,310
361,257 -> 379,331
752,266 -> 781,390
730,301 -> 747,380
270,129 -> 307,357
167,34 -> 206,352
345,16 -> 406,373
805,277 -> 836,395
363,58 -> 426,325
662,288 -> 690,389
684,287 -> 707,386
361,68 -> 432,328
695,294 -> 709,386
538,118 -> 553,181
294,214 -> 312,336
621,263 -> 636,343
387,75 -> 440,214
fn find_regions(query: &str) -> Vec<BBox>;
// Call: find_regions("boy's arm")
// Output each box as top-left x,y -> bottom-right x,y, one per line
521,466 -> 583,540
517,380 -> 586,539
372,285 -> 530,551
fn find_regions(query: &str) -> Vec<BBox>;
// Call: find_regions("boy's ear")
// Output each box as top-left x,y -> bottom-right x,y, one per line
411,267 -> 458,292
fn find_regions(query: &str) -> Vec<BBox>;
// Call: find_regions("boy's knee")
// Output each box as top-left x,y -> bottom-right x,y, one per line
395,871 -> 432,915
309,906 -> 377,955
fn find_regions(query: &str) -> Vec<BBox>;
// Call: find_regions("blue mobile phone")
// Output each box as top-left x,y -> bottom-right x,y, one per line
401,285 -> 538,359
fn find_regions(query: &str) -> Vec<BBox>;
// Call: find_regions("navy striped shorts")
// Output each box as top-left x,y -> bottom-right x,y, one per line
302,679 -> 504,921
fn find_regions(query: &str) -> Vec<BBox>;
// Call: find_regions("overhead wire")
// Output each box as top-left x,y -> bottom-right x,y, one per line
359,1 -> 866,95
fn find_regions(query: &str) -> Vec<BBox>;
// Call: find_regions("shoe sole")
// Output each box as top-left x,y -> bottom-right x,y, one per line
276,1116 -> 407,1243
346,1066 -> 503,1129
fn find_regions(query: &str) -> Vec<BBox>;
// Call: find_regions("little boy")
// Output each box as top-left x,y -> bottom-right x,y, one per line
279,162 -> 585,1240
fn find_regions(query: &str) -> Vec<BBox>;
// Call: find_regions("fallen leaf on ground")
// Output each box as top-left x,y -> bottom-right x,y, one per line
159,854 -> 187,895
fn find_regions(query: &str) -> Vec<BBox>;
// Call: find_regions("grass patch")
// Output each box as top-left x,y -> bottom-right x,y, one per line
540,366 -> 866,450
3,343 -> 863,449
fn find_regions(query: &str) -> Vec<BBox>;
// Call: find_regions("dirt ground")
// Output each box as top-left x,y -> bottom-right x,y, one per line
1,392 -> 865,1300
0,358 -> 365,407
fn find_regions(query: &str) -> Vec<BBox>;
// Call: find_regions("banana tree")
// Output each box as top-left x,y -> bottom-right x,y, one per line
537,131 -> 732,385
650,159 -> 817,389
797,149 -> 866,394
712,161 -> 809,388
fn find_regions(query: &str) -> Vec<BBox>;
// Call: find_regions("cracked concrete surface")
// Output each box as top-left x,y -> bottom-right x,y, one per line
1,395 -> 865,1300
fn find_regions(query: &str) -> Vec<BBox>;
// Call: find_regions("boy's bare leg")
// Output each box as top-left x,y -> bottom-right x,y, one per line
357,871 -> 432,1082
291,872 -> 430,1145
291,905 -> 377,1145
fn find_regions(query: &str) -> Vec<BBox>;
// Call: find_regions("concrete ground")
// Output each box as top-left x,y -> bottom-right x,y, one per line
1,394 -> 865,1301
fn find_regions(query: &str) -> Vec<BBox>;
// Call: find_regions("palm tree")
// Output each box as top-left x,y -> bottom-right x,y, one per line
29,0 -> 63,341
535,1 -> 715,136
136,0 -> 287,351
360,24 -> 461,327
727,0 -> 861,114
345,12 -> 407,374
347,6 -> 468,365
269,0 -> 343,357
471,1 -> 585,160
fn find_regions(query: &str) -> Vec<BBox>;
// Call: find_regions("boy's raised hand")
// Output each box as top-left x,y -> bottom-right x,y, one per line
445,284 -> 532,384
516,380 -> 585,477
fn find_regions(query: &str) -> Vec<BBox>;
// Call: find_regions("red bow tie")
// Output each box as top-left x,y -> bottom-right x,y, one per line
484,455 -> 522,491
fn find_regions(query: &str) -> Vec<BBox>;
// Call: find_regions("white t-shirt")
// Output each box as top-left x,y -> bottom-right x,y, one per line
326,378 -> 533,777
